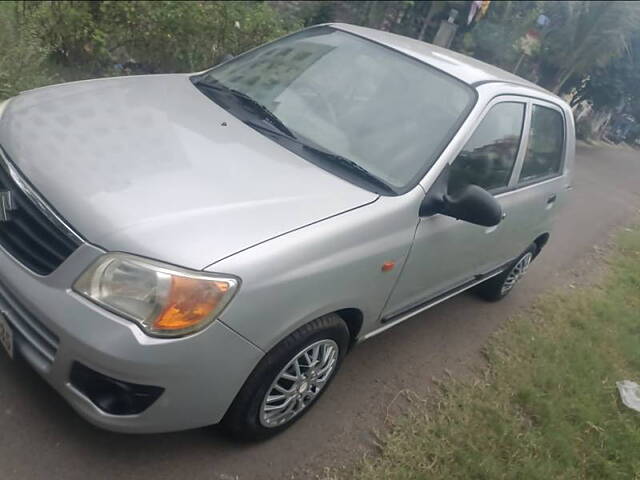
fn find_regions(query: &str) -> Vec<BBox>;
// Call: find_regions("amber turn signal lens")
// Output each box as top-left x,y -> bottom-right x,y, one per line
381,261 -> 396,272
153,276 -> 231,331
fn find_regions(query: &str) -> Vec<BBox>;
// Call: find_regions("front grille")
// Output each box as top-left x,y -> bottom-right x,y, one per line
0,278 -> 59,371
0,148 -> 81,275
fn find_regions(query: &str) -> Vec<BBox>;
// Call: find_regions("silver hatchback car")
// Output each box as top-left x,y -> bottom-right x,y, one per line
0,23 -> 573,440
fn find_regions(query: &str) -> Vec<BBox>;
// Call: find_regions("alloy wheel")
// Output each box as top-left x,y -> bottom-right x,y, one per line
501,252 -> 533,295
260,339 -> 339,428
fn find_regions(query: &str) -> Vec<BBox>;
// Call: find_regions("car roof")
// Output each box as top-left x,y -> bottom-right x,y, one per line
329,23 -> 550,95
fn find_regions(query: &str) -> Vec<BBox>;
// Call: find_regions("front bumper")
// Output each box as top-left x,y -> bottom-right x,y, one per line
0,243 -> 263,433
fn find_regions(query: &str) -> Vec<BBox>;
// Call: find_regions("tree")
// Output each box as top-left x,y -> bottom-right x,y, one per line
536,1 -> 640,93
456,1 -> 540,73
569,38 -> 640,111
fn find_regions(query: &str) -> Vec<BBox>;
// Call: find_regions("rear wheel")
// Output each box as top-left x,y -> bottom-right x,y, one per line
477,244 -> 537,302
222,314 -> 349,441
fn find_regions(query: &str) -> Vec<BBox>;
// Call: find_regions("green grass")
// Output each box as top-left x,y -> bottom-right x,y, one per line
340,226 -> 640,480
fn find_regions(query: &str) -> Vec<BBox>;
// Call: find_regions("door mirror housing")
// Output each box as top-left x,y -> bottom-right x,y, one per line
420,166 -> 503,227
439,185 -> 503,226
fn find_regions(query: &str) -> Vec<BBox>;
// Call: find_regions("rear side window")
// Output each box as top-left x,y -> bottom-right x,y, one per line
519,105 -> 564,182
449,102 -> 525,193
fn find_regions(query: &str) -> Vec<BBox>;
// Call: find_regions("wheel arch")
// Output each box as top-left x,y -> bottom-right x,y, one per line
533,233 -> 550,257
334,308 -> 364,346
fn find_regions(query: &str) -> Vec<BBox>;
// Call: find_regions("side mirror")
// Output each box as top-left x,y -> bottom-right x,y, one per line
439,185 -> 502,227
420,166 -> 503,227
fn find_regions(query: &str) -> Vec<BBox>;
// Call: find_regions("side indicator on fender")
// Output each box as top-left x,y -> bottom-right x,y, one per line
381,261 -> 396,272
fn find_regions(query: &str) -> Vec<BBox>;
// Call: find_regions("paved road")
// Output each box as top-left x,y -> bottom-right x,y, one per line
1,145 -> 639,480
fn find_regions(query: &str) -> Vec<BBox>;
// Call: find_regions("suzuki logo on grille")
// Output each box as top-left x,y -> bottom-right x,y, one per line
0,190 -> 17,222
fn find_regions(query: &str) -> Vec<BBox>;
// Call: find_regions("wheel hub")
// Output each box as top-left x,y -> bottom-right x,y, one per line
298,381 -> 309,394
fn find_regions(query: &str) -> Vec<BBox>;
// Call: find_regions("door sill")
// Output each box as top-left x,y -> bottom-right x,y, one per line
361,264 -> 507,342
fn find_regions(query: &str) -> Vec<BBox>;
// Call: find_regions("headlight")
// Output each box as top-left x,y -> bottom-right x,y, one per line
73,253 -> 239,337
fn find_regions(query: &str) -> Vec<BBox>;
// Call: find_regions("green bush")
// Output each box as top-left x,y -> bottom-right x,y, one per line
24,1 -> 111,73
2,1 -> 302,100
19,1 -> 300,77
104,0 -> 298,73
0,2 -> 57,100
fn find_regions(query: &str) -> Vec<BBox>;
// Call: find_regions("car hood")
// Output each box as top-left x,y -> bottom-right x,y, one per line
0,74 -> 377,269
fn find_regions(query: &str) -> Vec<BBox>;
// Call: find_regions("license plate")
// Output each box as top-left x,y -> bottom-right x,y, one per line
0,312 -> 14,359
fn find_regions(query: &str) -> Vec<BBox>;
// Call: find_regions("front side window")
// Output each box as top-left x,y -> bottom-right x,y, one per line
449,102 -> 525,194
519,105 -> 564,182
197,27 -> 476,192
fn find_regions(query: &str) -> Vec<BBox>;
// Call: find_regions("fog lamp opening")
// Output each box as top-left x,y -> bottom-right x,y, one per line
70,362 -> 164,416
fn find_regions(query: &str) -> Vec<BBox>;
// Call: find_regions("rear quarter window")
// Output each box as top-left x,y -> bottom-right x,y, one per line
519,105 -> 565,183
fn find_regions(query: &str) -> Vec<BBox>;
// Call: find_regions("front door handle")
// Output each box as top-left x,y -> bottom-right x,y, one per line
547,194 -> 557,204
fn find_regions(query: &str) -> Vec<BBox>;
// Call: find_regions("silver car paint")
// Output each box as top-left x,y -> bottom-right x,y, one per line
0,74 -> 377,270
213,188 -> 425,351
0,23 -> 574,432
333,23 -> 546,91
387,90 -> 574,318
213,83 -> 575,349
0,241 -> 264,433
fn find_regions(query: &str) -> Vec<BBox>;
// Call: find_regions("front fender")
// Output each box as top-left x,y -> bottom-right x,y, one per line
211,188 -> 423,352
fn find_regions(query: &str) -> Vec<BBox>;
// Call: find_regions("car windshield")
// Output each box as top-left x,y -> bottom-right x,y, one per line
197,27 -> 475,193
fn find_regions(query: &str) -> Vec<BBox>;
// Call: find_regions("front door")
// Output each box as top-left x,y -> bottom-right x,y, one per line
495,100 -> 570,259
383,100 -> 528,318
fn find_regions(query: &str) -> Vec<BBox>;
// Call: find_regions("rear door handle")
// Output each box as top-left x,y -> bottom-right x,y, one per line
547,194 -> 557,204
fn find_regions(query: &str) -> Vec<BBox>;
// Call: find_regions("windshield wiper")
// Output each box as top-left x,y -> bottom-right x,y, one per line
302,145 -> 395,195
243,120 -> 298,141
238,121 -> 393,194
242,119 -> 394,194
192,76 -> 393,195
193,77 -> 296,139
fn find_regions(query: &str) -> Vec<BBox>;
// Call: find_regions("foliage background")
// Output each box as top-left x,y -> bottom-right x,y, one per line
2,0 -> 639,143
1,0 -> 299,98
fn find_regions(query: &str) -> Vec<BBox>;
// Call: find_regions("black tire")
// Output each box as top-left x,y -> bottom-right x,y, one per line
476,243 -> 538,302
221,314 -> 349,441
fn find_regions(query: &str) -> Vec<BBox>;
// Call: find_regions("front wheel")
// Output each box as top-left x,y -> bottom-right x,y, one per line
222,314 -> 349,441
476,244 -> 537,302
